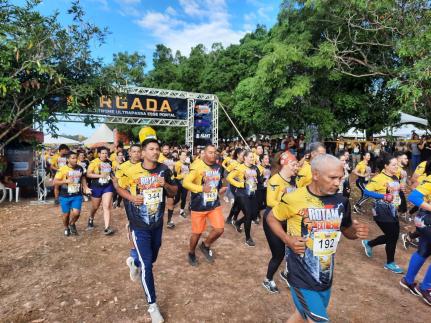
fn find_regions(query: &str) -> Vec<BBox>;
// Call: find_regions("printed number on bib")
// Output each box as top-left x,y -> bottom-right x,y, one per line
68,183 -> 80,194
204,188 -> 218,203
313,231 -> 341,257
143,188 -> 163,205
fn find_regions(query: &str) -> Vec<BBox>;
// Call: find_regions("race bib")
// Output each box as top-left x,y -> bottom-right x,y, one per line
99,176 -> 110,185
204,188 -> 218,203
313,231 -> 341,257
339,144 -> 344,149
143,187 -> 163,206
68,183 -> 80,194
353,148 -> 359,153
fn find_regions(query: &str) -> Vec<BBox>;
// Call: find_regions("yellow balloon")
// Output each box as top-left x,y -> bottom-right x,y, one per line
139,127 -> 157,143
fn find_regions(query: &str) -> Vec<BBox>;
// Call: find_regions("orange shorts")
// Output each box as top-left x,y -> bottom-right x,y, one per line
191,206 -> 224,234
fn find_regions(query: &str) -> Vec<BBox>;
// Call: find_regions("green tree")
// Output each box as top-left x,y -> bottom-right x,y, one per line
0,0 -> 109,150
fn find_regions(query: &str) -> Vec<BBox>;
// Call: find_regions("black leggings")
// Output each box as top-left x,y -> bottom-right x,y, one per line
355,178 -> 370,207
174,182 -> 187,209
236,195 -> 258,240
398,191 -> 407,214
263,211 -> 286,280
227,196 -> 242,222
368,220 -> 400,264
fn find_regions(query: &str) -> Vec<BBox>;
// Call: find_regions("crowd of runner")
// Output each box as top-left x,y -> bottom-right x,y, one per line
43,128 -> 431,322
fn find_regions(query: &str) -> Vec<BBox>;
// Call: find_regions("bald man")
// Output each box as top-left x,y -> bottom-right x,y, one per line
267,154 -> 368,323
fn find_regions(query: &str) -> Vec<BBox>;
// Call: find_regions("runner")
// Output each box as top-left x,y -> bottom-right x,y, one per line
110,142 -> 124,162
361,154 -> 404,273
266,154 -> 368,322
225,148 -> 245,224
115,138 -> 177,323
395,151 -> 409,221
262,151 -> 298,294
353,152 -> 372,213
158,144 -> 176,229
114,143 -> 145,282
50,144 -> 70,204
256,154 -> 271,224
296,142 -> 326,188
400,170 -> 431,305
182,144 -> 226,266
174,150 -> 190,218
337,153 -> 351,198
54,151 -> 90,236
227,150 -> 261,246
112,150 -> 125,208
86,146 -> 115,235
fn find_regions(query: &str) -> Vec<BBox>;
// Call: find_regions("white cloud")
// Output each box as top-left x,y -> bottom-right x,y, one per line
166,6 -> 177,16
136,0 -> 246,55
116,0 -> 141,4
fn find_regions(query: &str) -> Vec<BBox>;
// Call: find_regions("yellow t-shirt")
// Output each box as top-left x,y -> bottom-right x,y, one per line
54,164 -> 84,196
51,153 -> 67,170
222,156 -> 232,170
365,172 -> 401,207
227,163 -> 259,196
174,160 -> 190,180
266,173 -> 295,208
296,160 -> 312,188
415,175 -> 431,203
88,158 -> 113,186
110,152 -> 117,162
414,161 -> 427,184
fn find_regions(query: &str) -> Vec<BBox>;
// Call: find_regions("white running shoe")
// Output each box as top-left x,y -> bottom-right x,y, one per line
126,257 -> 140,282
148,303 -> 164,323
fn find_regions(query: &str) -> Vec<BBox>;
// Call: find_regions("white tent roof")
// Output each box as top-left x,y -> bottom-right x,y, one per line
83,124 -> 114,145
340,128 -> 366,138
399,112 -> 428,126
44,134 -> 80,145
375,124 -> 427,138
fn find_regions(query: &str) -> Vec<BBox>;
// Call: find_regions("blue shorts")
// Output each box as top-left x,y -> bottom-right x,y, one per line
289,286 -> 331,322
59,195 -> 83,214
91,184 -> 114,198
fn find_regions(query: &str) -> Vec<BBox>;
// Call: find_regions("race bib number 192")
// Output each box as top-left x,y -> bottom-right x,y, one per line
313,231 -> 341,257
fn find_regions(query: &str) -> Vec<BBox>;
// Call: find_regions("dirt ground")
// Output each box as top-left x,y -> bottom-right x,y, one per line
0,193 -> 430,323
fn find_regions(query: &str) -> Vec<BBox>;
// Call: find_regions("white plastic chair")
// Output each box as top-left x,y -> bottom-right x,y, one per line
5,183 -> 19,202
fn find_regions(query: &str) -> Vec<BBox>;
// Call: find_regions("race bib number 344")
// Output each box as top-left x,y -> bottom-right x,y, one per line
143,188 -> 163,206
313,231 -> 341,257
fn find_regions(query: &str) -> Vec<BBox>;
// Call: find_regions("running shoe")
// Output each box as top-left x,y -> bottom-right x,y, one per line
279,270 -> 290,287
245,238 -> 256,247
353,204 -> 361,213
411,238 -> 419,248
167,221 -> 175,229
399,277 -> 420,296
104,227 -> 115,235
64,228 -> 70,236
188,252 -> 198,267
179,210 -> 186,218
401,233 -> 410,250
262,279 -> 279,294
112,200 -> 118,209
225,218 -> 233,225
86,218 -> 94,230
126,257 -> 141,282
234,222 -> 242,233
253,218 -> 260,225
199,242 -> 214,263
69,223 -> 78,235
54,198 -> 60,205
384,262 -> 404,274
361,240 -> 373,258
148,303 -> 164,323
415,287 -> 431,306
223,196 -> 229,203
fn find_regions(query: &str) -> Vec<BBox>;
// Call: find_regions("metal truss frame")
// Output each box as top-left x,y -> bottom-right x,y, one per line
55,86 -> 219,148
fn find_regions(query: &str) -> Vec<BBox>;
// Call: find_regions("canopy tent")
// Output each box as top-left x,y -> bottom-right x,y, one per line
399,112 -> 428,126
44,134 -> 80,145
340,128 -> 366,138
375,124 -> 427,138
83,124 -> 114,145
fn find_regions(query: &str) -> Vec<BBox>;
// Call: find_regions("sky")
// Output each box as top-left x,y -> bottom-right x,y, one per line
29,0 -> 281,137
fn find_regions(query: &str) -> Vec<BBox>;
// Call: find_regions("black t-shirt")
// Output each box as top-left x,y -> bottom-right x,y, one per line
273,187 -> 352,291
